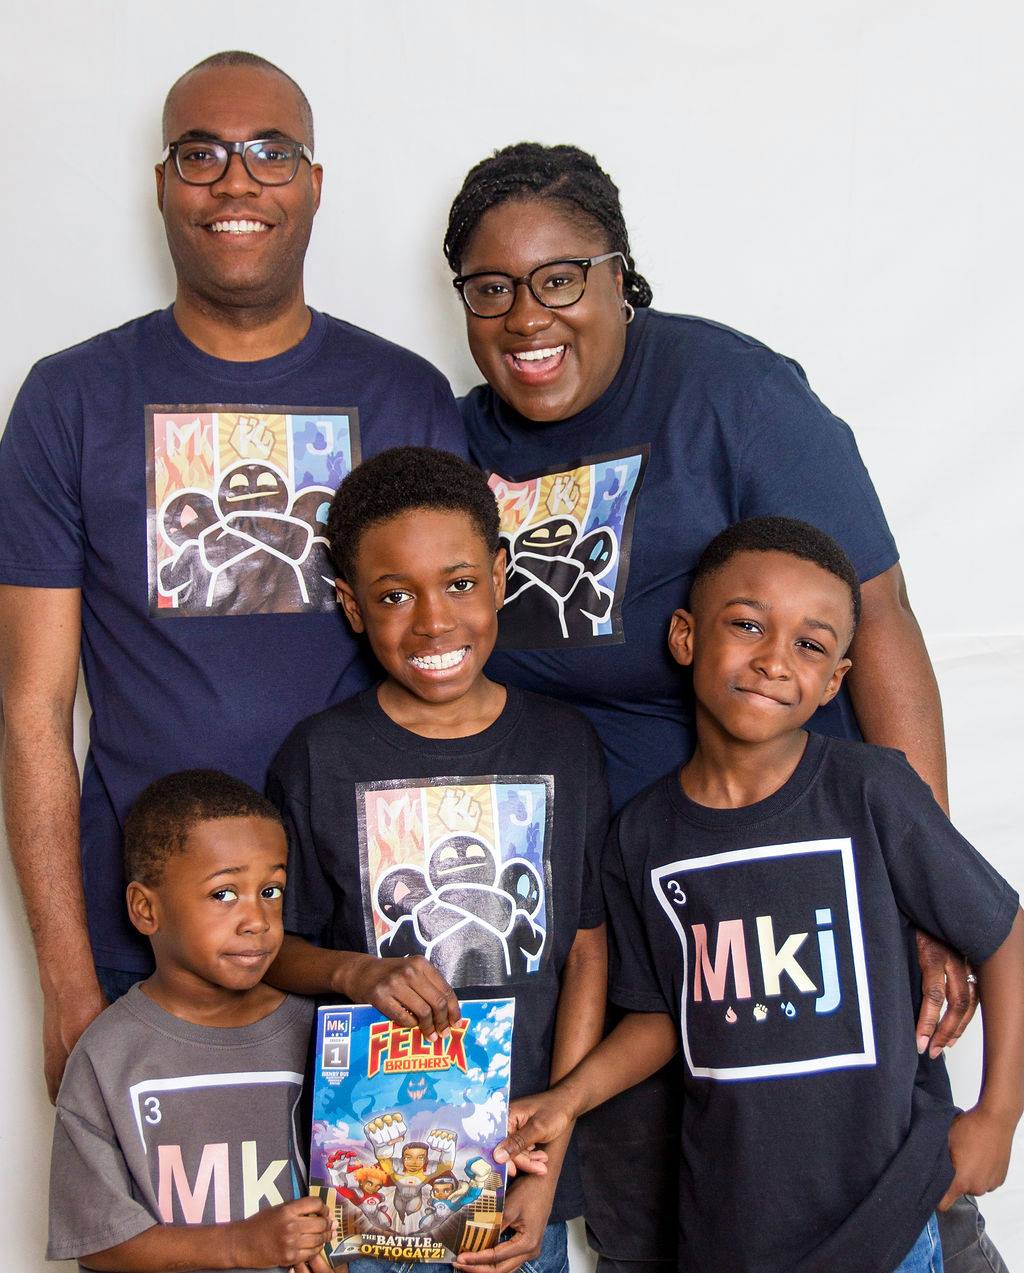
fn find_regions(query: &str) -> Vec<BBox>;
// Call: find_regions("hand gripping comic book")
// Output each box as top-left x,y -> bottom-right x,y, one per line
309,999 -> 514,1264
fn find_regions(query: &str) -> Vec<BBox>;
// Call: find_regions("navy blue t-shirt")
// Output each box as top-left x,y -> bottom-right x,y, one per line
0,308 -> 466,971
461,307 -> 898,813
606,734 -> 1018,1273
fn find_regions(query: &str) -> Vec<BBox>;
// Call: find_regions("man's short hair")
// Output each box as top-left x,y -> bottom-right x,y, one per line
124,769 -> 282,886
327,447 -> 501,583
691,516 -> 862,632
162,50 -> 315,149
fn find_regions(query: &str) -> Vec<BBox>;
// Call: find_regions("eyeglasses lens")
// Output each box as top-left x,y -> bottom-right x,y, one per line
174,140 -> 301,186
463,262 -> 587,316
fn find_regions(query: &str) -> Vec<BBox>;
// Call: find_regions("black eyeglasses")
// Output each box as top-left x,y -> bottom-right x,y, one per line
160,137 -> 314,186
453,252 -> 626,318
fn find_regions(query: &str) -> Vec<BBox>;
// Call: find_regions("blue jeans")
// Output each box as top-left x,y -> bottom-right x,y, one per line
349,1220 -> 568,1273
894,1215 -> 943,1273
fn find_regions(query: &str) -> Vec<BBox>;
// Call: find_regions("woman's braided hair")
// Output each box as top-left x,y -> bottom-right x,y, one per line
444,142 -> 653,309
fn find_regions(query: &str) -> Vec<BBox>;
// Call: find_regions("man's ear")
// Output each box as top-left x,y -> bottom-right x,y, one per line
667,609 -> 696,667
819,656 -> 852,708
491,546 -> 507,609
335,578 -> 365,633
310,163 -> 324,211
127,881 -> 159,937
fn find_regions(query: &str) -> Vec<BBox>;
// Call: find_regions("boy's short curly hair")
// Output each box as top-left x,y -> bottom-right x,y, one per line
124,769 -> 283,886
691,517 -> 861,634
327,447 -> 501,583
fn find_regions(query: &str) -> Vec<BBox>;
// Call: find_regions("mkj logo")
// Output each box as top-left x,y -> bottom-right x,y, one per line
653,839 -> 875,1081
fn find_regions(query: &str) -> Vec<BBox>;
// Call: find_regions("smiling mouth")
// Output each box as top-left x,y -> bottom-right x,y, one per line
223,949 -> 272,963
506,345 -> 567,378
409,647 -> 469,672
207,219 -> 270,235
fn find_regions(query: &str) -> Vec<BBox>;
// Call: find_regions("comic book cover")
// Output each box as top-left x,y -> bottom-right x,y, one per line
309,999 -> 514,1264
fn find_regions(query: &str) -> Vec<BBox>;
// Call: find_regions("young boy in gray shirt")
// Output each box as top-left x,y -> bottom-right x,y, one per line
47,770 -> 330,1272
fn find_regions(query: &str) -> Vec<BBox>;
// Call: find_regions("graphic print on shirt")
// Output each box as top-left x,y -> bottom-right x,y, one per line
146,405 -> 360,616
357,777 -> 554,985
128,1070 -> 306,1222
653,839 -> 875,1080
487,447 -> 648,648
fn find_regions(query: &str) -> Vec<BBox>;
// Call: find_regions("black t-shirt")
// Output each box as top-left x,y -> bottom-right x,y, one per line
606,733 -> 1017,1273
267,685 -> 609,1223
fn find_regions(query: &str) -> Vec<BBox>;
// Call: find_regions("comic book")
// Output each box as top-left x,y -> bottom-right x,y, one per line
309,999 -> 514,1264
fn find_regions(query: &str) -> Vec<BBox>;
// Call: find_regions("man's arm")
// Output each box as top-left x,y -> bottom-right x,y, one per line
0,584 -> 104,1101
846,562 -> 975,1052
457,924 -> 607,1273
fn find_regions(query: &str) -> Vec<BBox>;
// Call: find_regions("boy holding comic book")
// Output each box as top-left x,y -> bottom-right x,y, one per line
266,447 -> 611,1273
496,519 -> 1024,1273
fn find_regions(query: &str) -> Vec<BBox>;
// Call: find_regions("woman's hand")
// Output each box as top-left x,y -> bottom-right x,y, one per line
915,932 -> 978,1059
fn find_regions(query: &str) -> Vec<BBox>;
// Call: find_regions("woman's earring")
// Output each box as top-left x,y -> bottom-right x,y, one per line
623,301 -> 635,325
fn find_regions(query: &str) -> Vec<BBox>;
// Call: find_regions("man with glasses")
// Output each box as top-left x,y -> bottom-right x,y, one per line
0,50 -> 465,1100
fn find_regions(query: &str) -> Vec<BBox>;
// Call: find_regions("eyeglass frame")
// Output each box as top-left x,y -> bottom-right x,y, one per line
160,136 -> 315,186
452,251 -> 626,317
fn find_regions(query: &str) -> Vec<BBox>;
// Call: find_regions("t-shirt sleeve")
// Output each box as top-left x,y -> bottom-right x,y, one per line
0,365 -> 85,586
738,356 -> 898,584
578,723 -> 611,929
47,1062 -> 156,1260
604,818 -> 672,1014
876,752 -> 1019,966
266,734 -> 337,944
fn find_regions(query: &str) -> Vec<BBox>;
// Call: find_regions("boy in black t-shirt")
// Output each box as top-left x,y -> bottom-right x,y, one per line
496,518 -> 1024,1273
265,447 -> 610,1273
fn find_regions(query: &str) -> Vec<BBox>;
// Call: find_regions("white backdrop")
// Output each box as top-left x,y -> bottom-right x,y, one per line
2,3 -> 1022,1269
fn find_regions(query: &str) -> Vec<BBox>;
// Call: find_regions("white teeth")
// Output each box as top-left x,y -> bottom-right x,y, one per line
515,345 -> 565,362
210,220 -> 269,234
410,648 -> 468,671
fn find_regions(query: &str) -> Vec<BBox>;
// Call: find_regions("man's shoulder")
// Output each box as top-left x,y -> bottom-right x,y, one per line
31,311 -> 166,381
316,313 -> 452,387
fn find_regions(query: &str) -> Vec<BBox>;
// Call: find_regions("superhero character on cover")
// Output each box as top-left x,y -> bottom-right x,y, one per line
363,1115 -> 457,1231
325,1152 -> 396,1230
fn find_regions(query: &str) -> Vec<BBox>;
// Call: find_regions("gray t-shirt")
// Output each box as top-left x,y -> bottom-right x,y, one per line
48,984 -> 314,1271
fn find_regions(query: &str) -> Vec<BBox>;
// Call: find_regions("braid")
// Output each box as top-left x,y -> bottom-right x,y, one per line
445,143 -> 653,308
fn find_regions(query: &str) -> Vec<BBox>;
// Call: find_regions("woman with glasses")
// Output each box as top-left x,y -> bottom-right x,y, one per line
444,143 -> 995,1273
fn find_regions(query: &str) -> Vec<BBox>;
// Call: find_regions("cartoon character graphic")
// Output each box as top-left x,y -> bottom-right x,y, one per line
363,1114 -> 457,1230
148,406 -> 358,616
417,1158 -> 500,1230
157,460 -> 334,613
399,1073 -> 439,1103
499,517 -> 616,643
363,780 -> 552,987
488,450 -> 647,648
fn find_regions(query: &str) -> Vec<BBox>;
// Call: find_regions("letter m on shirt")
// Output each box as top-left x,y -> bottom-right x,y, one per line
691,920 -> 751,1002
158,1143 -> 230,1222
